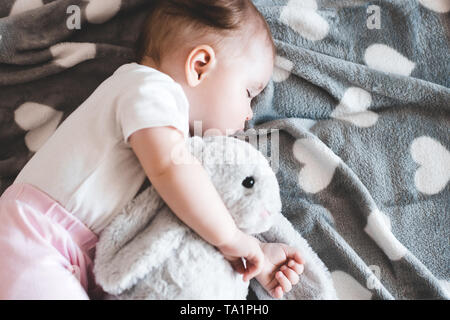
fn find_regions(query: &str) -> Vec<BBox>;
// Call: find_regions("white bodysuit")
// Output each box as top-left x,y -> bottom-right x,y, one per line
15,62 -> 190,234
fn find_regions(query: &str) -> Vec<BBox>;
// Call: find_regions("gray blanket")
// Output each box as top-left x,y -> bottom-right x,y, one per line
0,0 -> 448,299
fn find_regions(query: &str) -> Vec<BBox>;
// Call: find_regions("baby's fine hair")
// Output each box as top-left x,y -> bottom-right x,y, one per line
134,0 -> 276,66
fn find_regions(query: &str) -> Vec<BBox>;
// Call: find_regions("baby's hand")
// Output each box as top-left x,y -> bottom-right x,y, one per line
255,242 -> 304,299
217,229 -> 265,282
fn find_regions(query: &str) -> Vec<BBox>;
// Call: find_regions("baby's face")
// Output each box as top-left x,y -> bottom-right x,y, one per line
186,36 -> 274,136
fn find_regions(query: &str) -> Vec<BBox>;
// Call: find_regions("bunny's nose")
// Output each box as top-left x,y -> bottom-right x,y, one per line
260,210 -> 271,219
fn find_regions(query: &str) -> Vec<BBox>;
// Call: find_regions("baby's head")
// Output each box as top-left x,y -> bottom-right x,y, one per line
135,0 -> 276,136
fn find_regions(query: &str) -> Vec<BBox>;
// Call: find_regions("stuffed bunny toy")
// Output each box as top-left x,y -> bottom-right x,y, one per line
94,135 -> 337,300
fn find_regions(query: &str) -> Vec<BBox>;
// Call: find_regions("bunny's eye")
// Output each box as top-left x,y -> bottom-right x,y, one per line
242,176 -> 255,188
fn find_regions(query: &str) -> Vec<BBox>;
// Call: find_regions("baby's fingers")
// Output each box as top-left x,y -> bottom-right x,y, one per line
280,265 -> 299,285
276,270 -> 292,293
293,251 -> 304,265
230,259 -> 246,274
288,259 -> 304,275
282,245 -> 305,265
243,251 -> 264,281
243,260 -> 262,282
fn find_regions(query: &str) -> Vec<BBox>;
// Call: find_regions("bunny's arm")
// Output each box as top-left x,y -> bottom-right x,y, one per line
93,186 -> 168,295
250,214 -> 338,300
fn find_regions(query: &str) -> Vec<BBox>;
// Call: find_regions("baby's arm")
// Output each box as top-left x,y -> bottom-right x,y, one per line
129,126 -> 264,281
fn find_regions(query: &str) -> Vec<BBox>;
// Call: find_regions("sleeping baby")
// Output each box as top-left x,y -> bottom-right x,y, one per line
0,0 -> 304,299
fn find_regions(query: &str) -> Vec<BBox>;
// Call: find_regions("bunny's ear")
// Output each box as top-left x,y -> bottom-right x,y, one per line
251,214 -> 338,300
95,208 -> 187,296
94,186 -> 166,295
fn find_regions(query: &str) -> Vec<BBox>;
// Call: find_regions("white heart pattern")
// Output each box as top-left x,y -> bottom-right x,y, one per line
331,270 -> 373,300
50,42 -> 96,68
273,55 -> 294,83
14,102 -> 64,152
410,136 -> 450,195
364,209 -> 408,261
331,87 -> 378,127
418,0 -> 450,13
9,0 -> 43,16
364,43 -> 416,76
85,0 -> 122,24
292,138 -> 340,193
280,0 -> 330,41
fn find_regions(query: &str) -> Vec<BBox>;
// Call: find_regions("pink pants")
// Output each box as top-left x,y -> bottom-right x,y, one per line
0,182 -> 105,300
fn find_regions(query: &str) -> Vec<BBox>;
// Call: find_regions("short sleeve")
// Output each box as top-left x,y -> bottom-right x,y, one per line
116,81 -> 189,145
